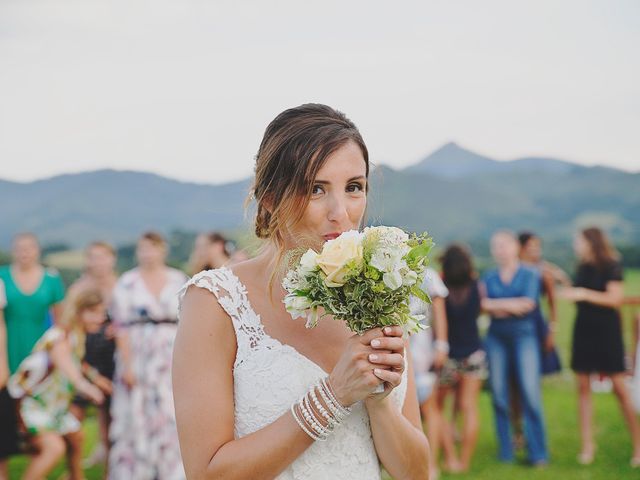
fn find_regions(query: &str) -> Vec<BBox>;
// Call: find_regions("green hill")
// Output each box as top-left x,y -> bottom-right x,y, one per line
1,145 -> 638,249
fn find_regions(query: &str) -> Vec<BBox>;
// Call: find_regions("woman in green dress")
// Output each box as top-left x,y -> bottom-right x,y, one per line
0,233 -> 66,374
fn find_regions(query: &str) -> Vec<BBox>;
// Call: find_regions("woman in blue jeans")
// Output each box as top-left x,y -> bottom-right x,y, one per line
481,230 -> 548,465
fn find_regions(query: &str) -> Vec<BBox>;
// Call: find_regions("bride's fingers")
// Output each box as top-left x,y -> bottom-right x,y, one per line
370,336 -> 404,353
357,328 -> 384,345
372,368 -> 402,387
382,326 -> 403,338
368,353 -> 404,371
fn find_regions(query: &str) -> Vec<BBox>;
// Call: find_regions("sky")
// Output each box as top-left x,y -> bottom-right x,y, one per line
1,0 -> 638,185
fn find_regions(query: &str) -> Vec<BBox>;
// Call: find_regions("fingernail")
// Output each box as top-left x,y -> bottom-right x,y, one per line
384,327 -> 392,334
369,354 -> 378,361
371,340 -> 380,347
374,368 -> 382,375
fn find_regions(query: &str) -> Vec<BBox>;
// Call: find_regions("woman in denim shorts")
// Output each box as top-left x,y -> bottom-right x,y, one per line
435,244 -> 487,473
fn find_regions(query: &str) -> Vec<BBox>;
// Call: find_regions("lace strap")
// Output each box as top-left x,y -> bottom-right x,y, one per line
178,268 -> 266,361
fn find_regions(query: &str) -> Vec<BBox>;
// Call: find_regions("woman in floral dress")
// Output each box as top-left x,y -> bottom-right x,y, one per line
8,289 -> 108,480
109,232 -> 187,480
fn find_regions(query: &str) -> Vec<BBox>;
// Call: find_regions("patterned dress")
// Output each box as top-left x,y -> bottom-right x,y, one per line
8,328 -> 82,435
108,267 -> 187,480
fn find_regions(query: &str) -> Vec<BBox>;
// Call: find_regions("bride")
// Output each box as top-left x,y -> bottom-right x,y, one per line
172,104 -> 430,479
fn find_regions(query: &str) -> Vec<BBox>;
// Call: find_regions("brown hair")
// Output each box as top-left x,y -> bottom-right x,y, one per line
251,104 -> 369,246
580,227 -> 620,270
61,289 -> 104,358
139,231 -> 167,249
86,241 -> 116,256
204,232 -> 229,256
188,232 -> 231,275
440,243 -> 476,288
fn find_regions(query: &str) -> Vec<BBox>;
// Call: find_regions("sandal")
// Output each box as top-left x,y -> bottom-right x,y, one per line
577,448 -> 595,465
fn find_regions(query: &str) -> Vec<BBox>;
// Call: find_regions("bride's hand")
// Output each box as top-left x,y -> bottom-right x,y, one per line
328,328 -> 387,407
367,326 -> 405,402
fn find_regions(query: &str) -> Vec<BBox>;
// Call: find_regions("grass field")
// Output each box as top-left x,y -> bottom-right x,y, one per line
8,270 -> 640,479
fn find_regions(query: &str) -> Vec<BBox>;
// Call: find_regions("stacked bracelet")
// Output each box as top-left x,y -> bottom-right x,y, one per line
290,376 -> 353,442
319,377 -> 351,419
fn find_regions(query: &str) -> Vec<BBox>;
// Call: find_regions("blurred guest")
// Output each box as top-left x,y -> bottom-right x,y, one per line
67,241 -> 118,472
0,279 -> 20,480
559,227 -> 640,467
188,232 -> 231,275
0,233 -> 65,375
228,245 -> 251,265
518,231 -> 561,366
633,313 -> 640,414
436,244 -> 486,472
481,230 -> 548,465
7,289 -> 109,480
506,232 -> 564,450
409,267 -> 449,478
632,313 -> 640,414
109,232 -> 187,479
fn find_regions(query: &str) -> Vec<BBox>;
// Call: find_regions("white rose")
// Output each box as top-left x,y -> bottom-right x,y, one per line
298,249 -> 319,275
383,270 -> 403,290
284,294 -> 312,318
401,268 -> 418,286
370,248 -> 404,273
316,230 -> 363,287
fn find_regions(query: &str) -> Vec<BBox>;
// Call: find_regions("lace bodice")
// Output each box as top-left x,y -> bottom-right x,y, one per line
178,267 -> 408,480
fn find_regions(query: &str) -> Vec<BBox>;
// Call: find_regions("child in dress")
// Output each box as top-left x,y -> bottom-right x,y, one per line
8,289 -> 111,480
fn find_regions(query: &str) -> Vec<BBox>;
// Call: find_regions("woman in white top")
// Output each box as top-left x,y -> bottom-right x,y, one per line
409,268 -> 450,477
173,104 -> 430,479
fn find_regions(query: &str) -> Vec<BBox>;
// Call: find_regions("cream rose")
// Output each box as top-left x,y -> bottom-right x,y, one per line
316,230 -> 363,287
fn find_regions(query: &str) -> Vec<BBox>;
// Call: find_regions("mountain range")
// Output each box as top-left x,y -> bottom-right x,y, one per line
1,142 -> 638,249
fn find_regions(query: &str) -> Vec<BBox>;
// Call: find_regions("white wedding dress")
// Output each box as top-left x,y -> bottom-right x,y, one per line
179,267 -> 408,480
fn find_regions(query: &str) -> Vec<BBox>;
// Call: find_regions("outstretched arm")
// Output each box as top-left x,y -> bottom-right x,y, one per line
559,281 -> 624,309
49,337 -> 103,404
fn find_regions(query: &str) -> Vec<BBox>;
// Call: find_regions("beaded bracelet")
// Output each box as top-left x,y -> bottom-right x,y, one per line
317,381 -> 345,422
290,377 -> 353,441
310,384 -> 336,428
321,377 -> 351,417
290,403 -> 322,441
302,395 -> 330,438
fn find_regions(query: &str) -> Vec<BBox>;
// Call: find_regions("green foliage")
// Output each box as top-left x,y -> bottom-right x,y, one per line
287,230 -> 434,334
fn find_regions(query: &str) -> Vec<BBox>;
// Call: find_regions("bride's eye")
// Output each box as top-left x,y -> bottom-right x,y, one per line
347,182 -> 365,193
311,184 -> 325,196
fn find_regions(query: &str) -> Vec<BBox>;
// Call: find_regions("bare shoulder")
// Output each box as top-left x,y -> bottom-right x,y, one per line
178,278 -> 237,360
173,272 -> 238,475
226,256 -> 263,285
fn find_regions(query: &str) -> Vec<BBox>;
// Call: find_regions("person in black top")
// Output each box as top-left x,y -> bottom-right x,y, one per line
560,227 -> 640,467
0,284 -> 20,480
436,244 -> 487,472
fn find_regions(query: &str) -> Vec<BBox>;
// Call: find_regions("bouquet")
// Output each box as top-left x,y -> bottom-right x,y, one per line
282,226 -> 434,335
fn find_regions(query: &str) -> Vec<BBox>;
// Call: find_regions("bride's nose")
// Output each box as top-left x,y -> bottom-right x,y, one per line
327,193 -> 350,224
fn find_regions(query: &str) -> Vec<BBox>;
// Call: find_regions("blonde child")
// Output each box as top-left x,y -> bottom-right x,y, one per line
8,289 -> 111,480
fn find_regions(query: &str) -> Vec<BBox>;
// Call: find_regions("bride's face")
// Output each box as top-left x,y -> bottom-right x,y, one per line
291,141 -> 367,248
